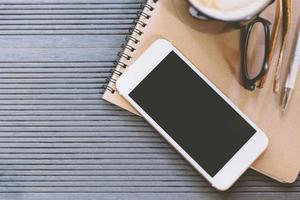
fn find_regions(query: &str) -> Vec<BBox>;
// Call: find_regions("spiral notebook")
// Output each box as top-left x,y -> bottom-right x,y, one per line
103,0 -> 300,183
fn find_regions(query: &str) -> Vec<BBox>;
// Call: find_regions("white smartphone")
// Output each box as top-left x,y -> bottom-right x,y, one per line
116,39 -> 268,191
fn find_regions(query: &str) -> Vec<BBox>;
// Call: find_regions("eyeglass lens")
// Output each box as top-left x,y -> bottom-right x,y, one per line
241,18 -> 270,90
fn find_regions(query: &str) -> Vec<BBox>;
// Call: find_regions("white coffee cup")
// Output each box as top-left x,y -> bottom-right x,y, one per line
173,0 -> 274,33
188,0 -> 274,22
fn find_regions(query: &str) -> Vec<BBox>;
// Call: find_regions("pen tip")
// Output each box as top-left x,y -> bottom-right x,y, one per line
282,104 -> 287,113
282,88 -> 292,113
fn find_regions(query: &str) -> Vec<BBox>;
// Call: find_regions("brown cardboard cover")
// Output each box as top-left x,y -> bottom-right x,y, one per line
103,0 -> 300,183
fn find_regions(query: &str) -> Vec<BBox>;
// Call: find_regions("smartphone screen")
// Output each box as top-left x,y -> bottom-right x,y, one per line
129,51 -> 256,177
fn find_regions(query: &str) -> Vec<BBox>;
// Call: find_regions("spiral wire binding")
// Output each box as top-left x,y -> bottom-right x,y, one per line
105,0 -> 158,94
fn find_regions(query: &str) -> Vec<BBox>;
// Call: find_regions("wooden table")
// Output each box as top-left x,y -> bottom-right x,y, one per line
0,0 -> 298,199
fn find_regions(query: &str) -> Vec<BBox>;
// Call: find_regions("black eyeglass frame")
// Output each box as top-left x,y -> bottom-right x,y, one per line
240,17 -> 271,91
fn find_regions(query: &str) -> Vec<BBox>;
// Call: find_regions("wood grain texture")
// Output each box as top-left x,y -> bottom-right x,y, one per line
0,0 -> 298,199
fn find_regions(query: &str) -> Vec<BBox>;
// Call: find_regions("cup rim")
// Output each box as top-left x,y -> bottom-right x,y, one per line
188,0 -> 273,21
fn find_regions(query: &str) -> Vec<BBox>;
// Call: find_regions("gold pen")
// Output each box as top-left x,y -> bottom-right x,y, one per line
274,0 -> 292,93
282,29 -> 300,112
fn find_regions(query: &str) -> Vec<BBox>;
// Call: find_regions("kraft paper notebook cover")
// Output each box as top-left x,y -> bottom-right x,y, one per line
103,0 -> 300,183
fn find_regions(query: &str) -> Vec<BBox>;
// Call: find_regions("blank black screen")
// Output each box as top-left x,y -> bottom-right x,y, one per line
129,51 -> 256,177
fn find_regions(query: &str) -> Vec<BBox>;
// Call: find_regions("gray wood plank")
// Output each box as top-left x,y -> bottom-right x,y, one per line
0,36 -> 126,48
0,0 -> 298,199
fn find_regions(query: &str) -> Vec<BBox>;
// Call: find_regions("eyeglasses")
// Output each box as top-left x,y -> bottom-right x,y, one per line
240,17 -> 271,91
